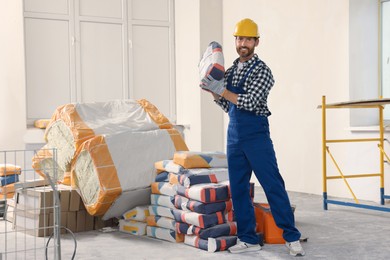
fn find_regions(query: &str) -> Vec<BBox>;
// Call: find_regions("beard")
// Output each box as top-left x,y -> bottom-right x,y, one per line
236,46 -> 255,60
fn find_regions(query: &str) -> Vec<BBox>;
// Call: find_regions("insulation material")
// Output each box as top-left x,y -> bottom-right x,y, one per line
72,128 -> 183,216
151,182 -> 177,197
32,145 -> 65,182
103,187 -> 151,220
174,195 -> 232,214
0,174 -> 19,186
146,215 -> 176,230
0,164 -> 21,176
169,168 -> 229,188
175,183 -> 230,203
177,222 -> 237,239
122,205 -> 150,221
184,235 -> 237,252
198,41 -> 225,82
150,194 -> 176,209
173,151 -> 227,169
146,226 -> 184,243
44,99 -> 187,173
154,160 -> 186,174
119,219 -> 147,236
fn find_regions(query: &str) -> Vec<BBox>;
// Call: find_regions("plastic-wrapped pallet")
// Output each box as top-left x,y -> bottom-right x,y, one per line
72,127 -> 186,216
37,99 -> 186,178
34,99 -> 188,217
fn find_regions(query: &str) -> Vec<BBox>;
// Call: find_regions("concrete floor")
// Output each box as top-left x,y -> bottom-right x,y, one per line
3,188 -> 390,259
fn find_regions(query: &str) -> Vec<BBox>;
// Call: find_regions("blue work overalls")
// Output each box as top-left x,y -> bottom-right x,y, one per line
226,62 -> 301,244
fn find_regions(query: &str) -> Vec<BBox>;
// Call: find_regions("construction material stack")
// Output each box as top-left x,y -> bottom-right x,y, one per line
31,99 -> 188,219
0,164 -> 21,200
141,151 -> 257,252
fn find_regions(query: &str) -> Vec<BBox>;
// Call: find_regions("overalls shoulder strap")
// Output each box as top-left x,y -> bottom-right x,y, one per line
227,60 -> 261,93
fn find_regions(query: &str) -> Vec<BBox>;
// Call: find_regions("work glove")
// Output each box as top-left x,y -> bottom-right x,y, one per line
200,75 -> 226,96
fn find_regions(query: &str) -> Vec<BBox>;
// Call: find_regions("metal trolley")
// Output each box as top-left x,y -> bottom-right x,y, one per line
0,149 -> 61,259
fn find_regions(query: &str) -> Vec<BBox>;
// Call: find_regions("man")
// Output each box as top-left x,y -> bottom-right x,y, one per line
200,18 -> 305,256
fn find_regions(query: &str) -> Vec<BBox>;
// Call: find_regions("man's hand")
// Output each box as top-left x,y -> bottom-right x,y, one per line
200,75 -> 226,96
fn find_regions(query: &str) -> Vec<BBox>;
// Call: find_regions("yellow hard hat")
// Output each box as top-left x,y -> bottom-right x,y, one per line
233,18 -> 259,38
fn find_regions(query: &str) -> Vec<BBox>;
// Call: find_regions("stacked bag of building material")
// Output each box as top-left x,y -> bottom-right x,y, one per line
31,99 -> 188,218
144,151 -> 256,252
145,160 -> 184,243
0,164 -> 21,199
119,205 -> 150,236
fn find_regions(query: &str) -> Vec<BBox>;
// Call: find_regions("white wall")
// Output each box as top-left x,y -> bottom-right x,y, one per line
0,0 -> 26,150
199,0 -> 225,152
175,0 -> 202,151
349,0 -> 379,126
175,0 -> 225,152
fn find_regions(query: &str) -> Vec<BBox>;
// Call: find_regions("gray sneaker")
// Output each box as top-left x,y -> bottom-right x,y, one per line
286,240 -> 305,256
228,239 -> 261,254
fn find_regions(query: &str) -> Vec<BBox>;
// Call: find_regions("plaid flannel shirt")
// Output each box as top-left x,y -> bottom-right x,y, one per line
215,54 -> 274,117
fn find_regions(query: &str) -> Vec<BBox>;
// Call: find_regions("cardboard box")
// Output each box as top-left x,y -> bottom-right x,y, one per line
49,211 -> 67,234
69,189 -> 82,211
94,216 -> 115,230
67,211 -> 77,232
76,210 -> 86,232
6,203 -> 50,237
59,189 -> 70,212
57,184 -> 84,212
16,187 -> 53,214
13,179 -> 49,189
85,211 -> 94,231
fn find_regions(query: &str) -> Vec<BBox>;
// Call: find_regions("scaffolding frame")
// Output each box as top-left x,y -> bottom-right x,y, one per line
320,95 -> 390,212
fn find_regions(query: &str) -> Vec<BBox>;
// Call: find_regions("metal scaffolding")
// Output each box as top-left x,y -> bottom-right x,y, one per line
320,95 -> 390,212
